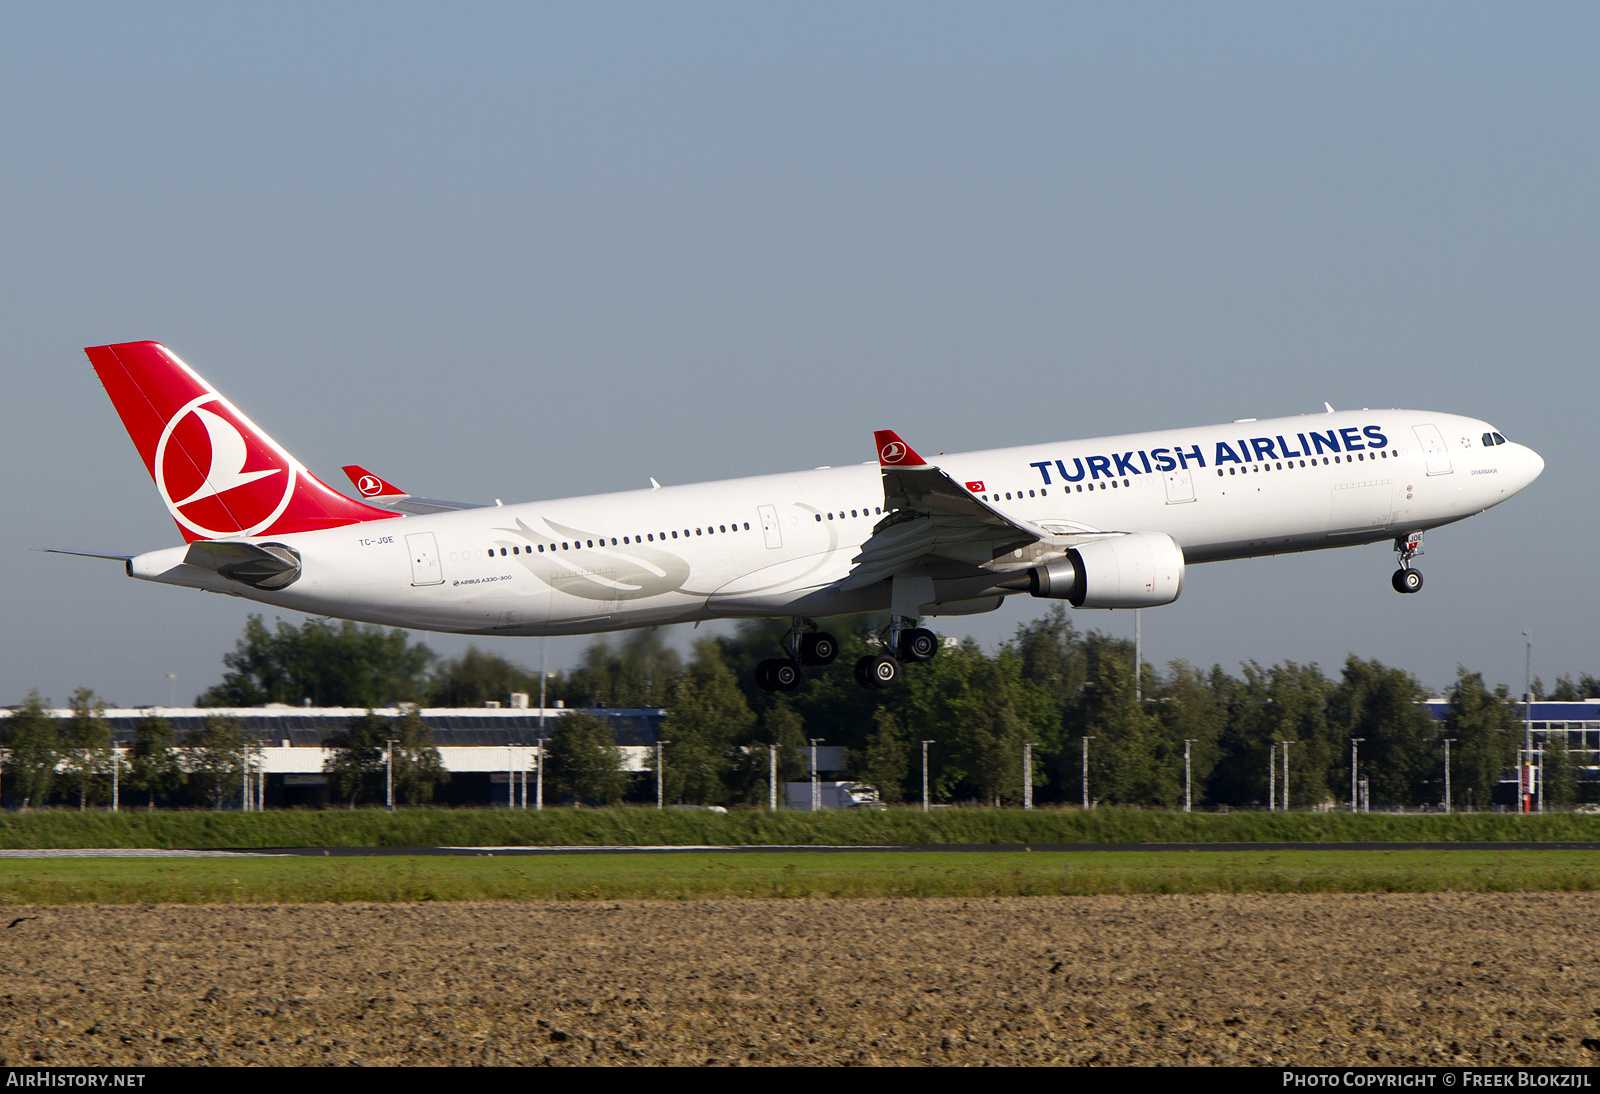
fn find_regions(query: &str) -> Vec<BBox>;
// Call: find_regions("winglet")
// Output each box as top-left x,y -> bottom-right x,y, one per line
342,464 -> 408,501
873,429 -> 930,468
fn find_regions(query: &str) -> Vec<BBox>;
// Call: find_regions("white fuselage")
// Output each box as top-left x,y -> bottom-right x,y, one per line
128,409 -> 1543,635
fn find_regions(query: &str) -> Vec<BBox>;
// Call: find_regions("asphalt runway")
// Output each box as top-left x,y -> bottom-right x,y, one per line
5,841 -> 1600,858
230,840 -> 1600,856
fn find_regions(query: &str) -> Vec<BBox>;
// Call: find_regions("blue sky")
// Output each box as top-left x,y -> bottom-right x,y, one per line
3,3 -> 1595,705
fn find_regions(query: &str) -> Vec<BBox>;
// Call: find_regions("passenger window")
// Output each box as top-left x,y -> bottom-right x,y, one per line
815,514 -> 822,521
720,525 -> 726,533
851,510 -> 857,518
671,531 -> 678,539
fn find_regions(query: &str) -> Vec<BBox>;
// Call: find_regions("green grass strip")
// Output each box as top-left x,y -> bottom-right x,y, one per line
0,805 -> 1598,850
0,849 -> 1597,903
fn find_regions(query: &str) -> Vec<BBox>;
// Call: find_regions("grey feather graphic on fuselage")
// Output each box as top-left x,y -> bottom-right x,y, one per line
492,505 -> 842,601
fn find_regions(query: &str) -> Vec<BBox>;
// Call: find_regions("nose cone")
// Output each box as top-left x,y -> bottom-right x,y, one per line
1512,443 -> 1544,493
1523,444 -> 1544,485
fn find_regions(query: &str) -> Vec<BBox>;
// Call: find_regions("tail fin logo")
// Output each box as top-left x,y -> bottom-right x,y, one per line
154,395 -> 298,539
355,474 -> 384,496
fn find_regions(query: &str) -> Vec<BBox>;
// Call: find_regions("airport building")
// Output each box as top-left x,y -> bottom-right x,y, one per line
0,702 -> 850,807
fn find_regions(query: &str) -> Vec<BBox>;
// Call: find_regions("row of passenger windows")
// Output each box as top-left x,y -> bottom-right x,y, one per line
814,507 -> 883,521
979,483 -> 1129,501
1215,450 -> 1393,476
488,521 -> 753,556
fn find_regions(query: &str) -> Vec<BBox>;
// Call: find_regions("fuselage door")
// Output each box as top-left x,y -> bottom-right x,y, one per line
758,504 -> 782,549
406,532 -> 444,586
1413,424 -> 1453,476
1163,467 -> 1196,504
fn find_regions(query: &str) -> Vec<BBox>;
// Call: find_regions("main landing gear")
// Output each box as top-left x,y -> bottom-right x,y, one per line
755,618 -> 839,693
852,616 -> 937,691
1391,532 -> 1424,594
754,616 -> 940,692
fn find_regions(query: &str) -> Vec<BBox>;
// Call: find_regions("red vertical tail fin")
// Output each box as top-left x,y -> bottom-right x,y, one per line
85,341 -> 400,542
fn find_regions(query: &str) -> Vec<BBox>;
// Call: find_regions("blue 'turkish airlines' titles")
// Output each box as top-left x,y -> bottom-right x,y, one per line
1028,425 -> 1390,484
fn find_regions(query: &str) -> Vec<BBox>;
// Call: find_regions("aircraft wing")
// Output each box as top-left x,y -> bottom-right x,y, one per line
341,465 -> 487,515
841,430 -> 1066,590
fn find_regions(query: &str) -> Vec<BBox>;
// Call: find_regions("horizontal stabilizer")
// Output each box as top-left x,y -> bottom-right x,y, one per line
42,548 -> 135,562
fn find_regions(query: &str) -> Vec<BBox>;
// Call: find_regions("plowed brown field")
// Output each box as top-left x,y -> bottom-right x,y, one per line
1,893 -> 1597,1066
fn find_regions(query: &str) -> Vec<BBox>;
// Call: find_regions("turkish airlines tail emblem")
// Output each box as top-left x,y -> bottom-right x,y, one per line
86,342 -> 399,542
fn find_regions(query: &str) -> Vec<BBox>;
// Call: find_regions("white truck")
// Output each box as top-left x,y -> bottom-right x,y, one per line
784,781 -> 885,810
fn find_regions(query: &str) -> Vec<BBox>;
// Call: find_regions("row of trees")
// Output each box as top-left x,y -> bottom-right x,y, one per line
8,609 -> 1588,809
3,689 -> 260,809
203,609 -> 1591,809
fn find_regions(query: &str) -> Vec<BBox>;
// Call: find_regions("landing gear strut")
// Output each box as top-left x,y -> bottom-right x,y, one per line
1392,532 -> 1424,594
756,618 -> 838,692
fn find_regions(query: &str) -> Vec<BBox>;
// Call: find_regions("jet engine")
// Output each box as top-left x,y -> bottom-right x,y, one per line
1005,532 -> 1185,609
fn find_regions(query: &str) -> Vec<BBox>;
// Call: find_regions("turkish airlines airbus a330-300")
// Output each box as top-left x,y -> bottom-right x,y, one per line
63,341 -> 1543,691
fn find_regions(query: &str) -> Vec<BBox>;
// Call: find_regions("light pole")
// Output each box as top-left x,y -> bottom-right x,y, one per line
535,743 -> 543,811
1081,736 -> 1094,809
111,744 -> 120,813
165,673 -> 177,708
768,743 -> 778,811
1442,738 -> 1455,813
809,738 -> 825,812
1133,609 -> 1142,705
1281,741 -> 1294,812
1350,738 -> 1365,813
1183,739 -> 1196,813
1268,742 -> 1276,812
921,740 -> 935,812
655,740 -> 670,808
1023,743 -> 1037,810
1524,627 -> 1533,814
387,739 -> 397,812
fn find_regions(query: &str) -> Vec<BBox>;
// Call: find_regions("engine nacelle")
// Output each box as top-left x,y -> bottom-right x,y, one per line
1015,532 -> 1185,608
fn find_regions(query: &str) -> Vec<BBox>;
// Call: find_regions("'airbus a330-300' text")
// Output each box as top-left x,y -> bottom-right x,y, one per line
62,342 -> 1543,691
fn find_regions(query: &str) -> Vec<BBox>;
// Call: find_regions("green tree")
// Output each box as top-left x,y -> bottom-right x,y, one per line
200,615 -> 435,708
558,629 -> 682,709
1442,669 -> 1519,811
1210,662 -> 1334,809
323,711 -> 390,806
543,711 -> 627,805
187,714 -> 247,809
1066,636 -> 1172,805
655,640 -> 755,804
1149,662 -> 1231,808
127,712 -> 185,810
4,691 -> 58,808
852,708 -> 909,804
965,661 -> 1029,806
390,709 -> 449,804
727,699 -> 808,806
430,645 -> 538,708
59,687 -> 112,810
1541,731 -> 1578,809
1326,657 -> 1437,808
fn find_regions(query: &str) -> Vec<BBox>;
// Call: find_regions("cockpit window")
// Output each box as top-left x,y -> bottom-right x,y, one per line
1482,432 -> 1494,447
1492,432 -> 1506,445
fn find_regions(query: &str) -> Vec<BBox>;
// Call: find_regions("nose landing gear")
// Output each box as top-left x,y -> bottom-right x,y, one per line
1392,532 -> 1424,594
